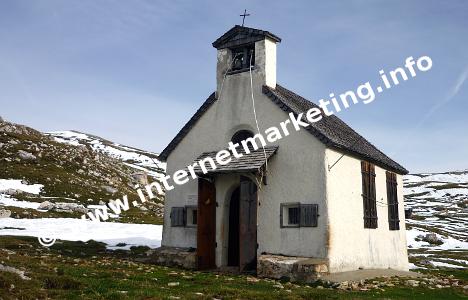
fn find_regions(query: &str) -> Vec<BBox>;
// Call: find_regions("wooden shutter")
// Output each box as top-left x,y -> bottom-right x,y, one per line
386,172 -> 400,230
170,207 -> 186,227
361,161 -> 377,228
300,204 -> 319,227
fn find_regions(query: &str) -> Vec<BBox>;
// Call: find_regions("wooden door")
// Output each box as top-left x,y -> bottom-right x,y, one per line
197,178 -> 216,270
239,176 -> 258,272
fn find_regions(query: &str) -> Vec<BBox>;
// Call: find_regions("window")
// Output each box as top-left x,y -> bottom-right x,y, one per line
171,206 -> 197,227
386,172 -> 400,230
186,205 -> 198,227
231,130 -> 254,145
170,207 -> 186,227
361,161 -> 378,228
288,207 -> 300,225
231,130 -> 254,152
230,44 -> 255,72
280,203 -> 319,228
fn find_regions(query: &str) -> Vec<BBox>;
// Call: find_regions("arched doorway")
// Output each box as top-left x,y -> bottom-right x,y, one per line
227,176 -> 258,272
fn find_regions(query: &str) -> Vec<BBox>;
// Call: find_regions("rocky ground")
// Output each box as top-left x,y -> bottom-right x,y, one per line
404,171 -> 468,272
0,119 -> 165,224
0,236 -> 467,299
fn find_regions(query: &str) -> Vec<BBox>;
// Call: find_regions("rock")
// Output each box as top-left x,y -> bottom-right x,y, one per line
0,209 -> 12,218
132,172 -> 148,185
1,188 -> 20,196
145,247 -> 197,269
406,280 -> 419,287
257,254 -> 328,283
0,116 -> 3,122
246,276 -> 259,283
38,201 -> 55,210
102,185 -> 117,194
463,285 -> 468,290
18,150 -> 36,160
167,282 -> 179,287
38,201 -> 87,213
421,233 -> 443,245
0,264 -> 30,280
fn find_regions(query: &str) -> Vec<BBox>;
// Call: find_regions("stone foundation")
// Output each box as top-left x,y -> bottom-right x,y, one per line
146,247 -> 197,269
257,254 -> 329,283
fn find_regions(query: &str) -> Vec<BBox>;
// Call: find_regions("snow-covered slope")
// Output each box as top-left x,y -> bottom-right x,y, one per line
46,130 -> 165,179
404,170 -> 468,270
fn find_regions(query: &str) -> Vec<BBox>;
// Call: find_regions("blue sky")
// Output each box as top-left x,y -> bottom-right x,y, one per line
0,0 -> 467,173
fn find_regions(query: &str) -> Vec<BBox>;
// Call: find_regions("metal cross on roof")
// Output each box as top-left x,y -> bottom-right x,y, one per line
240,9 -> 250,27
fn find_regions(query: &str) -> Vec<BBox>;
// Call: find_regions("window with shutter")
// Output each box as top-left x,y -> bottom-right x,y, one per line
280,203 -> 319,228
361,161 -> 378,229
386,172 -> 400,230
170,207 -> 186,227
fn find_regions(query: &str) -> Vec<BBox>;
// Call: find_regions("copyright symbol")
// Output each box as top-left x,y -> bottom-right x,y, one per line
38,237 -> 56,247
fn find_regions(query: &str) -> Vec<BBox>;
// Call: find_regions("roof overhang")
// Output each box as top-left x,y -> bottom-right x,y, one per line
212,25 -> 281,49
192,146 -> 278,175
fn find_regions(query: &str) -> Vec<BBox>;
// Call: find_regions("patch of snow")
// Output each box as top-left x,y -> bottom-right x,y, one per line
0,194 -> 40,209
406,228 -> 468,250
408,263 -> 426,270
0,218 -> 162,249
430,261 -> 466,269
46,131 -> 166,179
0,179 -> 43,194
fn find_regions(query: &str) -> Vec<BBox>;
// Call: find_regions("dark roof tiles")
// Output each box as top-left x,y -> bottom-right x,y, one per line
192,146 -> 278,175
263,85 -> 408,174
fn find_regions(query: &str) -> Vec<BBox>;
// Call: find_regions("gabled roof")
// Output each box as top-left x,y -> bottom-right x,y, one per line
263,85 -> 408,174
212,25 -> 281,49
192,146 -> 278,175
159,85 -> 408,175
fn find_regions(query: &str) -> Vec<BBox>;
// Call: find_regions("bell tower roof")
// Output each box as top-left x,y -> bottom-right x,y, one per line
212,25 -> 281,49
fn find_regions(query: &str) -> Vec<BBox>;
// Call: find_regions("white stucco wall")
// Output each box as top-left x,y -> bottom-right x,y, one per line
325,148 -> 409,272
162,38 -> 329,265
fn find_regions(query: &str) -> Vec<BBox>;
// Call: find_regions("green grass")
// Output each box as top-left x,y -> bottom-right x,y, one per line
0,236 -> 467,300
0,129 -> 164,225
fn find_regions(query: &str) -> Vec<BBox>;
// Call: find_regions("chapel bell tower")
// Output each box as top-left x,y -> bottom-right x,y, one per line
212,25 -> 281,95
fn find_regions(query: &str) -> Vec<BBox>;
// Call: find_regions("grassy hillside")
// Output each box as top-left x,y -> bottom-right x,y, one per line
0,120 -> 164,224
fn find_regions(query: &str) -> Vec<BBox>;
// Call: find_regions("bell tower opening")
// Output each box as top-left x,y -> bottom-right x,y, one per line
230,44 -> 255,72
